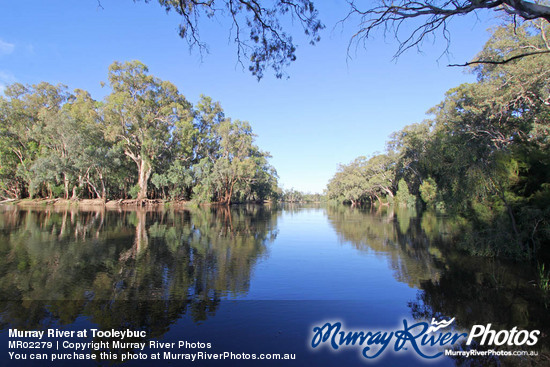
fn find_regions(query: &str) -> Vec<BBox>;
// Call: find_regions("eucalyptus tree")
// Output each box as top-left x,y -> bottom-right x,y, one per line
327,154 -> 398,206
64,89 -> 124,200
30,112 -> 76,199
192,95 -> 225,163
151,95 -> 226,200
245,161 -> 278,202
326,156 -> 371,206
281,188 -> 304,203
0,96 -> 23,199
426,21 -> 549,204
386,122 -> 433,196
28,88 -> 103,199
102,61 -> 193,200
471,20 -> 550,144
418,22 -> 549,253
363,153 -> 397,201
211,119 -> 275,204
0,82 -> 71,198
193,119 -> 276,204
324,20 -> 549,257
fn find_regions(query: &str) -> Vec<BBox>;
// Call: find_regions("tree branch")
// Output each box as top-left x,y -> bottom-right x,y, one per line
448,49 -> 550,66
139,0 -> 322,79
344,0 -> 550,61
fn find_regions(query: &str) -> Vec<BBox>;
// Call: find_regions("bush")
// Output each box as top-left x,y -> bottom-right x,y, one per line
420,177 -> 437,206
395,178 -> 416,209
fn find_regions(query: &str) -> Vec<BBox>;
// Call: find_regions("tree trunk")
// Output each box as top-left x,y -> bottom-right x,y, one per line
63,174 -> 70,199
100,174 -> 106,200
227,181 -> 235,205
373,193 -> 382,206
71,175 -> 84,200
381,186 -> 394,198
137,159 -> 152,200
71,186 -> 78,200
87,180 -> 102,199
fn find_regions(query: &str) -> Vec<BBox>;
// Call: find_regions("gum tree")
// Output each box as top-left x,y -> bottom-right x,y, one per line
193,118 -> 275,204
0,82 -> 70,198
102,61 -> 193,200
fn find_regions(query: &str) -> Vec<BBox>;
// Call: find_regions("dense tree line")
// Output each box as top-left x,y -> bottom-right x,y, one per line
327,20 -> 550,259
278,188 -> 324,203
0,60 -> 278,204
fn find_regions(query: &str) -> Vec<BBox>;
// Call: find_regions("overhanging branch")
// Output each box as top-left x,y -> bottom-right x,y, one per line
448,49 -> 550,66
345,0 -> 550,60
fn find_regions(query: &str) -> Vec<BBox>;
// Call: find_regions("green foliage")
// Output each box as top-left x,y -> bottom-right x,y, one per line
151,161 -> 194,200
326,153 -> 396,206
129,184 -> 141,199
281,188 -> 303,202
325,19 -> 550,262
0,60 -> 278,203
419,177 -> 437,207
0,82 -> 71,198
395,179 -> 416,208
192,119 -> 277,204
279,190 -> 323,203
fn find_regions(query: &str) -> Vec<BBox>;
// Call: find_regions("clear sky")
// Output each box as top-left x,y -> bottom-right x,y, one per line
0,0 -> 498,193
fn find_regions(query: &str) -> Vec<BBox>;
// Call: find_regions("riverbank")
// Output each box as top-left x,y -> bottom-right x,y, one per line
0,198 -> 189,209
0,198 -> 278,209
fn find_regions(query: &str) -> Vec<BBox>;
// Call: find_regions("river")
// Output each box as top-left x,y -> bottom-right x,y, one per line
0,204 -> 548,366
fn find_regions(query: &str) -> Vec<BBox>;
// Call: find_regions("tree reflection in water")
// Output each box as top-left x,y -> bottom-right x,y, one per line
326,205 -> 444,288
1,204 -> 549,365
326,205 -> 550,365
0,205 -> 278,336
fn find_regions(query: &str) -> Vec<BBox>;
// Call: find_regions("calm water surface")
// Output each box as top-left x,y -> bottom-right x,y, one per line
0,204 -> 548,366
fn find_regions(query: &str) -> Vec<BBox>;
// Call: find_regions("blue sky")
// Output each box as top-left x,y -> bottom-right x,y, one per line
1,0 -> 498,193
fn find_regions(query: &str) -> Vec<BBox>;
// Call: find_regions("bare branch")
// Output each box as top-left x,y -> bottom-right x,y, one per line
449,49 -> 550,66
344,0 -> 550,61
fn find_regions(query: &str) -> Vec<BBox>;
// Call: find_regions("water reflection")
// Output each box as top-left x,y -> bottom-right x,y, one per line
326,205 -> 550,364
0,205 -> 278,331
326,205 -> 444,288
0,205 -> 548,365
409,252 -> 550,365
